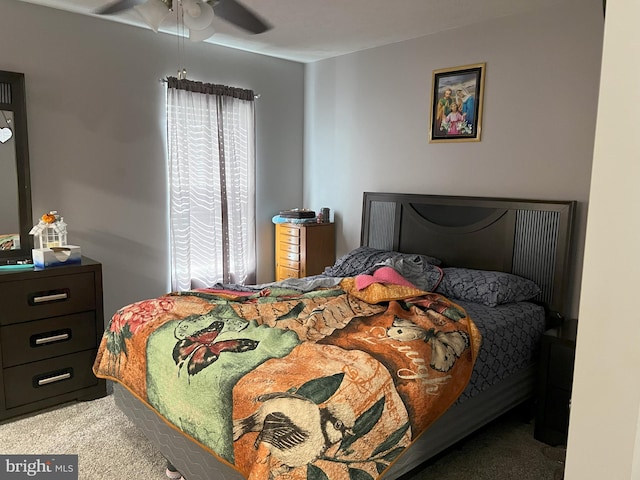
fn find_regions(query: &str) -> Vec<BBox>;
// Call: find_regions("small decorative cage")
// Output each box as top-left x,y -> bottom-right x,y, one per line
29,211 -> 68,249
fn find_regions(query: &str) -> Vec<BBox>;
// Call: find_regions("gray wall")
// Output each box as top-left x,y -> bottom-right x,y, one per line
1,0 -> 604,321
0,1 -> 304,320
304,0 -> 604,317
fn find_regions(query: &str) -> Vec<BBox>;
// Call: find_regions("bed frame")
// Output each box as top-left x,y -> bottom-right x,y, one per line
361,192 -> 575,316
113,192 -> 576,479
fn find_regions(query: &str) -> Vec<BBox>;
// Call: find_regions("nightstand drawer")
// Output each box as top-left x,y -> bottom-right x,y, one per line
548,342 -> 575,389
3,349 -> 100,409
1,312 -> 97,367
545,386 -> 572,433
0,272 -> 96,325
534,318 -> 578,446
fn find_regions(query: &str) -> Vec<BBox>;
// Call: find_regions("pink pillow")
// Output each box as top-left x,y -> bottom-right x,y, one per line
355,266 -> 417,290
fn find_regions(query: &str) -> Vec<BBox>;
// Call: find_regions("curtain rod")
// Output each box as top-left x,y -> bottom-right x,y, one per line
159,78 -> 260,99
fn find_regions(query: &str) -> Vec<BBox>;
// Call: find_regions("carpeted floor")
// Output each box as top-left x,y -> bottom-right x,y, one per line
404,407 -> 566,480
0,395 -> 566,479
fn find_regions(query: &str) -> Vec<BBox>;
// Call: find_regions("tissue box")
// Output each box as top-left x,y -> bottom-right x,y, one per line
32,245 -> 82,268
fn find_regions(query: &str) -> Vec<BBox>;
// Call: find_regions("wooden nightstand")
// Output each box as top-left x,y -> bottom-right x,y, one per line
0,257 -> 107,421
534,318 -> 578,446
275,222 -> 335,281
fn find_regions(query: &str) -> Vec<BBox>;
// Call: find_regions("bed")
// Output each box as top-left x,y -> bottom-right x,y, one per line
95,192 -> 576,480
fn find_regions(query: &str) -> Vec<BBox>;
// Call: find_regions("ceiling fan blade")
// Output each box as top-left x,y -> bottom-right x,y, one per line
95,0 -> 147,15
212,0 -> 271,34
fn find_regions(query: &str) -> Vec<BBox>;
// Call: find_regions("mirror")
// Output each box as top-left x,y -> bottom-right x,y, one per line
0,71 -> 33,265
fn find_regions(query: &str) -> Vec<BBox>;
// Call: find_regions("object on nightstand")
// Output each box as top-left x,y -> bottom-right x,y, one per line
29,211 -> 81,267
272,215 -> 317,224
273,208 -> 318,225
279,208 -> 316,219
29,211 -> 68,248
32,246 -> 82,268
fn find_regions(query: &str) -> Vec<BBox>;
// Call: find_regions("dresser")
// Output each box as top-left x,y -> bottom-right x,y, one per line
534,318 -> 578,446
275,223 -> 336,281
0,257 -> 107,421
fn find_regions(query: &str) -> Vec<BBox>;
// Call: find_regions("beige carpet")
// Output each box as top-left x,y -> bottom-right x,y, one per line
406,408 -> 566,480
0,395 -> 168,479
0,395 -> 565,480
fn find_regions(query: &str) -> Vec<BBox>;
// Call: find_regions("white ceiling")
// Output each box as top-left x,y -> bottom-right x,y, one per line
19,0 -> 564,63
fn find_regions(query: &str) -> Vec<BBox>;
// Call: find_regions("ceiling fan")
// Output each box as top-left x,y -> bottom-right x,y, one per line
95,0 -> 271,35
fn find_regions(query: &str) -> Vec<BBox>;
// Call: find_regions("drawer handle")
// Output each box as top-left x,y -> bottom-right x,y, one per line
38,372 -> 72,386
36,370 -> 73,386
30,328 -> 73,348
35,332 -> 70,345
33,292 -> 69,303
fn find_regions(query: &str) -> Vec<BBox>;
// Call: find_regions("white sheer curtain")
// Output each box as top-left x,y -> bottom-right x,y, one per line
166,77 -> 256,291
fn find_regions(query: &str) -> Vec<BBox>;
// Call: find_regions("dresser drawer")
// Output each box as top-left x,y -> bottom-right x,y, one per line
277,266 -> 300,280
277,257 -> 300,270
3,349 -> 100,409
0,272 -> 96,325
279,234 -> 300,246
278,250 -> 300,263
278,225 -> 300,238
1,312 -> 97,368
279,242 -> 300,254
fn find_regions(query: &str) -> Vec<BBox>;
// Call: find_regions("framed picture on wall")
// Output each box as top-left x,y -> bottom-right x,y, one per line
429,63 -> 485,143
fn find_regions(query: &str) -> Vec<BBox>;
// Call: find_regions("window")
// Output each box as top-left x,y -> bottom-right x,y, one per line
166,78 -> 256,291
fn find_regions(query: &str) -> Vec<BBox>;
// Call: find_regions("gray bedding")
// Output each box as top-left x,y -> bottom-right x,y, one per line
455,300 -> 546,402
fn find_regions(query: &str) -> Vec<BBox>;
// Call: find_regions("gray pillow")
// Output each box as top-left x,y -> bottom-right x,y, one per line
435,268 -> 540,307
323,247 -> 441,278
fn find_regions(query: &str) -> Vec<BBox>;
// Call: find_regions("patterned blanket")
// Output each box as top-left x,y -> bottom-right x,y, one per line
93,279 -> 481,480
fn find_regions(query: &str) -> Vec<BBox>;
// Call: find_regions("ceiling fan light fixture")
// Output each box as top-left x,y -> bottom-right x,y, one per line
189,23 -> 216,42
182,0 -> 215,31
134,0 -> 171,32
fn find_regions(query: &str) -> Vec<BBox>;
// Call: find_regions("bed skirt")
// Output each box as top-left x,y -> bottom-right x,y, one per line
112,364 -> 537,480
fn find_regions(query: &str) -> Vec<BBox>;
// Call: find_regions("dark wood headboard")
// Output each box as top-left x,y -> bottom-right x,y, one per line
360,192 -> 576,316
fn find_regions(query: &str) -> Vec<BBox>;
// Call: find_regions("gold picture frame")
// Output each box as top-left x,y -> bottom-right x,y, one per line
429,63 -> 485,143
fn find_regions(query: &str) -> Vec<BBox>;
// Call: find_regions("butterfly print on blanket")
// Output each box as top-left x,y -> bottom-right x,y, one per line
386,317 -> 470,373
424,328 -> 470,372
173,320 -> 259,376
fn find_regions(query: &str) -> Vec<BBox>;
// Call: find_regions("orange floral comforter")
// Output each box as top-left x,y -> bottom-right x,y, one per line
93,279 -> 480,480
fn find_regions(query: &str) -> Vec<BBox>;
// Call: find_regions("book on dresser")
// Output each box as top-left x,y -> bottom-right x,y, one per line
0,257 -> 107,421
275,222 -> 336,281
